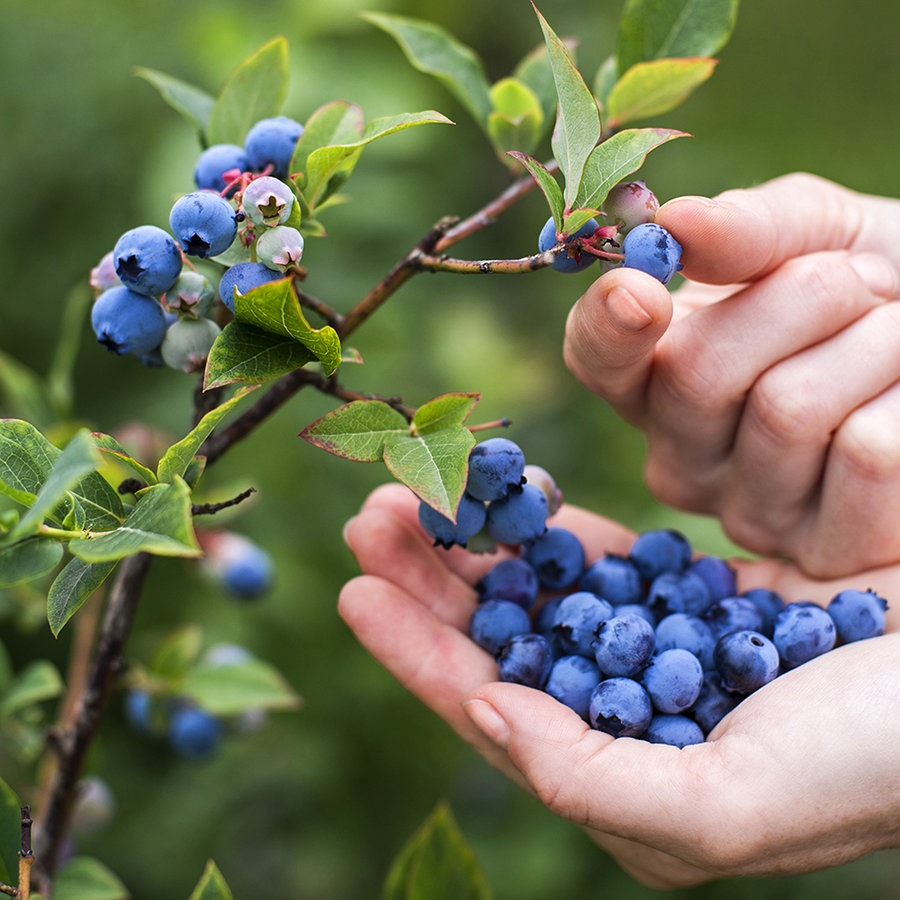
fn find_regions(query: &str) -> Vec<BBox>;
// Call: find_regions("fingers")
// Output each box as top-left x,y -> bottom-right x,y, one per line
656,173 -> 900,288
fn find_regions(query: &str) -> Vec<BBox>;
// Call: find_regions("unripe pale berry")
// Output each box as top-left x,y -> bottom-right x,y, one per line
604,181 -> 659,234
161,317 -> 221,373
256,225 -> 304,271
241,175 -> 295,228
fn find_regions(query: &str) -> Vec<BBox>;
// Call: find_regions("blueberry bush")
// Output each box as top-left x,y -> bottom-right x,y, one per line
1,1 -> 898,897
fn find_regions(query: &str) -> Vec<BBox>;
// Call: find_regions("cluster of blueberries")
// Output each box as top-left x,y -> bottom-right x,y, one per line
89,115 -> 306,372
537,180 -> 683,284
418,438 -> 889,747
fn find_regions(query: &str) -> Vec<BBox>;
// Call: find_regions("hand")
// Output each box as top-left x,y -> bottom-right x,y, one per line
564,173 -> 900,577
339,484 -> 900,888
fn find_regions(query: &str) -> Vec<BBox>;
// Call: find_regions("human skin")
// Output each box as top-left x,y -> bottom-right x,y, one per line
339,484 -> 900,888
564,173 -> 900,577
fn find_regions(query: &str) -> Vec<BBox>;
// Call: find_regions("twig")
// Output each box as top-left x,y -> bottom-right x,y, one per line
409,249 -> 555,274
191,487 -> 257,516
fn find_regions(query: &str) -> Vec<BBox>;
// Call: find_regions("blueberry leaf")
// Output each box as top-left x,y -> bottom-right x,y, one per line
0,778 -> 20,885
134,67 -> 215,138
383,802 -> 491,900
362,12 -> 492,125
512,40 -> 570,131
51,856 -> 130,900
487,78 -> 544,163
149,624 -> 204,680
47,558 -> 117,637
0,538 -> 64,588
606,57 -> 718,126
203,323 -> 315,390
562,207 -> 603,236
575,127 -> 689,211
617,0 -> 740,73
412,392 -> 480,435
206,37 -> 290,146
300,401 -> 409,463
0,660 -> 63,719
188,860 -> 234,900
90,433 -> 159,486
507,152 -> 564,228
182,657 -> 301,716
532,3 -> 601,210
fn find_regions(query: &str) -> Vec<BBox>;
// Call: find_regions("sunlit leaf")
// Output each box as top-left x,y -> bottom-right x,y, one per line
183,657 -> 302,716
47,558 -> 117,637
188,860 -> 234,900
52,856 -> 129,900
134,67 -> 216,137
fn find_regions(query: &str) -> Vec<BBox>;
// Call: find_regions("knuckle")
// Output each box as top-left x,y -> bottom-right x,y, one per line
745,367 -> 825,448
834,400 -> 900,484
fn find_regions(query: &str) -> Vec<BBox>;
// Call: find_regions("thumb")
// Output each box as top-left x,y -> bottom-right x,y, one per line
563,266 -> 673,420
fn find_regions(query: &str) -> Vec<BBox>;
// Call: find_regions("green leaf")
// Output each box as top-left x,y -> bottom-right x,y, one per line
67,479 -> 200,563
506,152 -> 564,228
205,37 -> 290,146
183,657 -> 301,716
0,539 -> 64,588
487,78 -> 544,160
618,0 -> 740,72
363,12 -> 492,124
52,857 -> 129,900
90,433 -> 158,486
188,860 -> 234,900
150,624 -> 204,680
47,558 -> 116,637
0,660 -> 63,719
289,101 -> 364,189
512,41 -> 566,130
157,387 -> 256,484
0,779 -> 21,885
383,802 -> 491,900
606,57 -> 717,126
575,127 -> 689,212
0,350 -> 55,427
203,322 -> 315,390
533,4 -> 601,210
12,430 -> 99,539
593,54 -> 619,107
561,207 -> 602,236
412,393 -> 479,435
134,66 -> 216,136
300,401 -> 409,463
232,278 -> 342,375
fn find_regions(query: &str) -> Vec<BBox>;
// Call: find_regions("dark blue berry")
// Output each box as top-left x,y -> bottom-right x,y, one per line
477,558 -> 540,610
772,603 -> 836,669
418,494 -> 486,549
742,587 -> 787,637
91,286 -> 168,358
643,714 -> 704,747
588,677 -> 653,738
485,484 -> 548,546
523,527 -> 586,591
169,191 -> 238,258
647,570 -> 713,619
538,216 -> 598,274
641,648 -> 704,714
579,554 -> 643,606
591,613 -> 656,677
551,591 -> 615,658
688,556 -> 737,603
218,261 -> 281,313
167,706 -> 221,759
621,222 -> 683,285
469,599 -> 531,657
466,438 -> 526,501
497,633 -> 554,688
654,612 -> 716,672
629,528 -> 692,579
113,225 -> 183,298
705,595 -> 766,641
545,655 -> 602,720
827,589 -> 888,643
194,143 -> 249,191
244,116 -> 304,177
689,672 -> 740,735
713,630 -> 780,694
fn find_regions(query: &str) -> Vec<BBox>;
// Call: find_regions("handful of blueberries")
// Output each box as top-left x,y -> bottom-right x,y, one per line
417,438 -> 890,747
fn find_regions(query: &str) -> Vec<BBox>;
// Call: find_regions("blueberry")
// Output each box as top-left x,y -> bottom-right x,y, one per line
241,175 -> 296,228
551,591 -> 615,658
713,630 -> 780,694
647,570 -> 713,619
167,706 -> 221,759
689,672 -> 740,735
164,270 -> 217,318
621,222 -> 683,284
160,317 -> 221,374
603,180 -> 659,234
522,464 -> 563,515
591,613 -> 656,677
545,655 -> 602,720
579,554 -> 644,606
244,115 -> 304,178
741,587 -> 787,638
91,285 -> 168,358
533,596 -> 563,643
654,612 -> 716,672
827,589 -> 888,643
688,556 -> 737,603
256,225 -> 305,272
611,603 -> 656,627
537,216 -> 599,274
497,633 -> 554,688
477,557 -> 540,610
523,526 -> 586,591
124,689 -> 153,733
469,599 -> 532,656
629,528 -> 692,579
772,603 -> 837,668
222,545 -> 273,599
169,191 -> 238,258
218,261 -> 282,313
643,714 -> 704,748
113,224 -> 183,297
418,494 -> 486,549
465,438 -> 526,501
588,677 -> 653,738
705,595 -> 766,641
641,648 -> 704,714
194,143 -> 250,191
485,483 -> 548,546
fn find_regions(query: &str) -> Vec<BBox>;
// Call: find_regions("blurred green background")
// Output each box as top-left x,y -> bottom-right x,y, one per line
1,0 -> 899,897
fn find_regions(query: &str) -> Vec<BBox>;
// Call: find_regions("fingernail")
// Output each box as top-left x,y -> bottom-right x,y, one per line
341,516 -> 357,547
849,253 -> 897,298
463,699 -> 509,748
606,285 -> 654,333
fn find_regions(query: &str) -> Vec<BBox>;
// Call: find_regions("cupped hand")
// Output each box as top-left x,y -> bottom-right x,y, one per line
339,484 -> 900,888
564,173 -> 900,577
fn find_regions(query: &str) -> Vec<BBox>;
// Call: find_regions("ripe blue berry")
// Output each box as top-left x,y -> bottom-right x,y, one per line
218,261 -> 281,313
579,554 -> 644,606
621,222 -> 683,284
688,556 -> 737,603
741,587 -> 787,637
545,655 -> 602,720
643,714 -> 704,748
469,599 -> 531,657
523,526 -> 586,591
647,570 -> 713,619
713,630 -> 780,694
827,589 -> 888,643
124,689 -> 153,733
705,596 -> 766,641
485,483 -> 548,546
589,677 -> 653,738
772,603 -> 837,668
537,216 -> 599,273
194,143 -> 249,191
641,648 -> 704,714
169,191 -> 238,258
477,558 -> 540,610
497,633 -> 554,688
522,464 -> 563,515
654,613 -> 716,672
418,494 -> 486,549
113,225 -> 183,297
91,286 -> 168,358
466,438 -> 526,501
591,613 -> 656,677
244,116 -> 304,178
551,591 -> 615,658
689,672 -> 740,735
167,706 -> 221,758
629,528 -> 692,579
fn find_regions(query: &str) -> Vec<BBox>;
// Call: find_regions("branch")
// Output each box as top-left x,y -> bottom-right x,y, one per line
192,487 -> 257,516
409,249 -> 555,274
